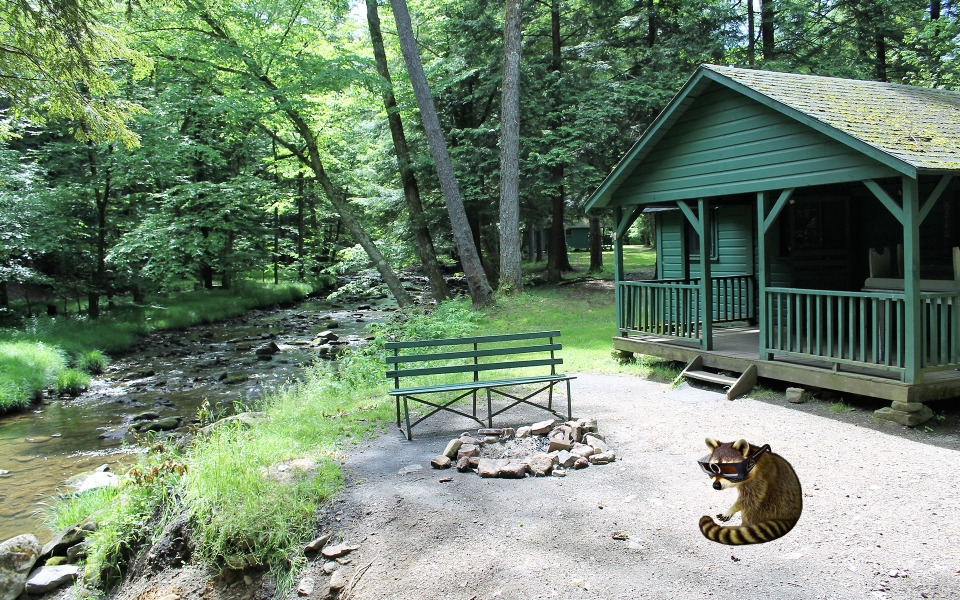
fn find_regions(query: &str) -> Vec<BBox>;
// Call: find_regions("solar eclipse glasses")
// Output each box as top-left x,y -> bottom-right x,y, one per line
697,444 -> 771,481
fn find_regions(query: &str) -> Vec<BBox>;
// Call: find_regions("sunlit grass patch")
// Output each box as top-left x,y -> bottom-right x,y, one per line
0,341 -> 64,412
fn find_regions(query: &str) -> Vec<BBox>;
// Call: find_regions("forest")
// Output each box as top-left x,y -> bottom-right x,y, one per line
1,0 -> 958,316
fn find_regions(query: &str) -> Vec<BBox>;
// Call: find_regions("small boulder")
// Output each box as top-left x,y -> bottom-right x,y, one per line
571,444 -> 595,459
430,455 -> 452,469
785,387 -> 806,404
329,569 -> 349,594
255,342 -> 281,356
442,439 -> 463,459
456,444 -> 480,460
67,472 -> 119,495
589,451 -> 616,465
296,577 -> 314,596
304,533 -> 331,553
527,453 -> 556,477
515,426 -> 532,439
477,459 -> 505,478
556,451 -> 577,468
499,462 -> 528,479
530,419 -> 555,435
321,544 -> 359,559
456,457 -> 473,472
585,435 -> 608,453
874,405 -> 934,426
500,428 -> 515,441
573,457 -> 589,470
0,534 -> 42,600
24,565 -> 79,594
891,401 -> 925,413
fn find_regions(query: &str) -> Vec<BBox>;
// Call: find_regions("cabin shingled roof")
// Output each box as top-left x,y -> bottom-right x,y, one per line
705,65 -> 960,171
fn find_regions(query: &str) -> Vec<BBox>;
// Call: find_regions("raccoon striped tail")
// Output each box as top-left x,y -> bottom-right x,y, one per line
698,515 -> 797,545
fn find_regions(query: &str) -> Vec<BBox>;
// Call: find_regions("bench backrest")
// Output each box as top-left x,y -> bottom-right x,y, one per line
384,331 -> 562,387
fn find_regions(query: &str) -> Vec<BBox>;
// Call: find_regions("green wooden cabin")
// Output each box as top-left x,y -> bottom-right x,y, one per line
586,65 -> 960,407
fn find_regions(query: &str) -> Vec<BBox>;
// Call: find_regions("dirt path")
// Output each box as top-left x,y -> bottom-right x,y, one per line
293,373 -> 960,600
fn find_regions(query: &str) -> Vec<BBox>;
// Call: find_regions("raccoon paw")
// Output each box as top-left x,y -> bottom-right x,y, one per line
716,513 -> 732,522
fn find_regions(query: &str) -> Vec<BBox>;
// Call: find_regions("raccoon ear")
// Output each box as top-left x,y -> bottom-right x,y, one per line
705,437 -> 719,449
732,439 -> 750,457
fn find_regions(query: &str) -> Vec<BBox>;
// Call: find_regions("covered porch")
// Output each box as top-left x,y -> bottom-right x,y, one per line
587,65 -> 960,410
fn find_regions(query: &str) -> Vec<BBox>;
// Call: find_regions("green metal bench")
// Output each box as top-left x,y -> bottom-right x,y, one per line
384,330 -> 575,440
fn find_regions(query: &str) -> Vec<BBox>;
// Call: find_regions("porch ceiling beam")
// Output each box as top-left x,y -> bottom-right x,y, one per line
863,179 -> 904,224
616,205 -> 643,237
762,188 -> 795,234
676,200 -> 701,232
919,174 -> 953,224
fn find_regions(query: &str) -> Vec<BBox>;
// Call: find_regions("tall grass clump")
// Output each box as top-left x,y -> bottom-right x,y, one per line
55,368 -> 90,396
0,341 -> 65,412
77,350 -> 109,375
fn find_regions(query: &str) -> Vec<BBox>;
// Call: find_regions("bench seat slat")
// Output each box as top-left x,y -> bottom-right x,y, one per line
389,374 -> 574,396
385,343 -> 562,364
384,330 -> 560,349
386,358 -> 561,379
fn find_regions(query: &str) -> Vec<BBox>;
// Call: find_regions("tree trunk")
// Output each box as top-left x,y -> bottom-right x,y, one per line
367,0 -> 448,303
222,227 -> 234,290
647,0 -> 656,48
0,281 -> 7,308
545,0 -> 570,284
85,142 -> 112,319
747,0 -> 755,66
498,0 -> 523,294
390,0 -> 493,308
297,174 -> 305,282
876,31 -> 887,81
760,0 -> 774,60
931,0 -> 941,20
273,205 -> 280,284
535,229 -> 544,263
526,227 -> 535,262
588,215 -> 603,273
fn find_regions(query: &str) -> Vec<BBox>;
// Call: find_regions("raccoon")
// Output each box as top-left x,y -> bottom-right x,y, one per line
698,438 -> 802,545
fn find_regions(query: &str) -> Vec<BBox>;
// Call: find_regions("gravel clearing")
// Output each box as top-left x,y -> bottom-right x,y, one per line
296,372 -> 960,600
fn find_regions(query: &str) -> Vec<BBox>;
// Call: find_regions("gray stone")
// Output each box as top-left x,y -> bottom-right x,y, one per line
482,436 -> 500,444
499,462 -> 528,479
321,544 -> 359,559
891,401 -> 925,413
530,419 -> 555,435
321,561 -> 339,574
0,534 -> 41,600
304,533 -> 331,553
255,342 -> 281,356
65,542 -> 88,562
786,387 -> 806,403
456,457 -> 472,472
68,471 -> 119,495
199,412 -> 266,436
874,405 -> 934,426
585,435 -> 608,453
329,568 -> 349,592
515,426 -> 532,439
527,453 -> 556,477
571,444 -> 595,459
430,455 -> 452,469
24,565 -> 79,594
573,457 -> 589,469
131,411 -> 160,422
459,436 -> 481,446
477,428 -> 503,436
442,439 -> 463,459
456,444 -> 480,460
478,459 -> 505,478
133,417 -> 181,432
556,451 -> 577,468
589,451 -> 616,464
582,417 -> 598,432
297,577 -> 315,596
40,527 -> 84,559
552,469 -> 566,477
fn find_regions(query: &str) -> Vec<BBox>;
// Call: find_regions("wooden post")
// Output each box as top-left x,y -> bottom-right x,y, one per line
903,176 -> 922,383
757,192 -> 773,360
699,197 -> 713,351
614,206 -> 625,335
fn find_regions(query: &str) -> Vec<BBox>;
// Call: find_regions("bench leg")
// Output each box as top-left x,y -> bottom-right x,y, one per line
486,388 -> 493,428
403,396 -> 413,441
548,383 -> 553,411
472,390 -> 477,418
566,379 -> 572,420
395,396 -> 401,428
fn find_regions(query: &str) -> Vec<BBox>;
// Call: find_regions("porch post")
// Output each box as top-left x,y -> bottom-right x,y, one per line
903,177 -> 922,383
756,192 -> 772,360
698,197 -> 713,351
614,206 -> 624,335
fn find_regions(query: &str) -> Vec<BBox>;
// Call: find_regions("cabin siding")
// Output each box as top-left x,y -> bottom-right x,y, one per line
611,84 -> 900,205
656,206 -> 754,279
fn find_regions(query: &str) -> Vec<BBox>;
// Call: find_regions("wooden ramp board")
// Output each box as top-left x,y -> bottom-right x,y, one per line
674,356 -> 757,400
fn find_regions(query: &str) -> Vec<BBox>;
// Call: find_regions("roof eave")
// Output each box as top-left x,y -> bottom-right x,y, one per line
584,67 -> 714,212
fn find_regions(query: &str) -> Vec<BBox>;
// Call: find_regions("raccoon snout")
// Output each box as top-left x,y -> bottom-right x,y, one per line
712,481 -> 722,490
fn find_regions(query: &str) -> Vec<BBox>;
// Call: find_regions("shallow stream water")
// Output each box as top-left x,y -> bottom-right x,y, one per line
0,297 -> 396,542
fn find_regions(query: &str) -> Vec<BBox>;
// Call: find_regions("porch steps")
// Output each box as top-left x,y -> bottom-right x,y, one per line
675,356 -> 757,400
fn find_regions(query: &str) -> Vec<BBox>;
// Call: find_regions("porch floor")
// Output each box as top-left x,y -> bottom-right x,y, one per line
614,326 -> 960,403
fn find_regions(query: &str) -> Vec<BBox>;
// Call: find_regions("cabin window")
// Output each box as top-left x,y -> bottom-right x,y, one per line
686,207 -> 719,260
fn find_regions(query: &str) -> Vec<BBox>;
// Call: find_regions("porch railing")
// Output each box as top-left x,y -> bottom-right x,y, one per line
919,292 -> 960,371
764,288 -> 906,373
618,274 -> 755,339
764,287 -> 960,375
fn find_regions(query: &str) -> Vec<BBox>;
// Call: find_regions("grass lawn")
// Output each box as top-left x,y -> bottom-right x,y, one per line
525,245 -> 657,281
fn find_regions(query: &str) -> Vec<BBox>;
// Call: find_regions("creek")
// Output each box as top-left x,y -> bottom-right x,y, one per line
0,297 -> 396,542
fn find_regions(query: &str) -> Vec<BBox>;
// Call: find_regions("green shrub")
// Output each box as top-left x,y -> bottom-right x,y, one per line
0,342 -> 65,412
78,350 -> 109,375
55,369 -> 90,396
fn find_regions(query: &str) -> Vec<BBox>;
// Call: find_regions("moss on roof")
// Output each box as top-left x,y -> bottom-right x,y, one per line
706,65 -> 960,171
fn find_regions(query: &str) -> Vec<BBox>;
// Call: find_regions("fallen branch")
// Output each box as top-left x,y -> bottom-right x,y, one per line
341,550 -> 380,600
